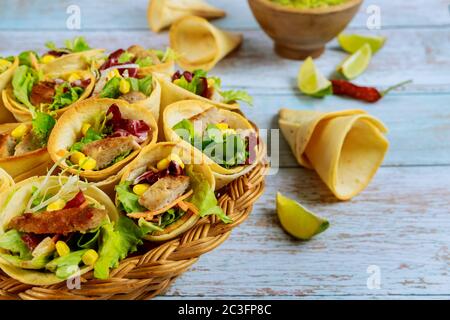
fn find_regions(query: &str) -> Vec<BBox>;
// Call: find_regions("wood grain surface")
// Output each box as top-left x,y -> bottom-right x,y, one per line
0,0 -> 448,299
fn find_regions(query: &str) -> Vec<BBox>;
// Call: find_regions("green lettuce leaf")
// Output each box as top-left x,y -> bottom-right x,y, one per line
186,167 -> 232,224
46,249 -> 88,279
135,56 -> 154,68
32,112 -> 56,146
173,69 -> 207,95
99,77 -> 121,98
138,218 -> 163,233
173,119 -> 195,144
94,217 -> 144,279
115,181 -> 146,214
138,75 -> 153,96
118,51 -> 133,64
0,253 -> 51,270
64,37 -> 91,53
0,230 -> 32,260
49,83 -> 84,111
12,65 -> 38,109
221,90 -> 253,106
17,51 -> 39,67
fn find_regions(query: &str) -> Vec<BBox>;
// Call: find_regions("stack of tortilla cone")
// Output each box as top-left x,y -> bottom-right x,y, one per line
47,98 -> 158,197
40,49 -> 105,74
2,69 -> 96,122
119,141 -> 215,241
279,108 -> 389,200
0,176 -> 118,286
0,57 -> 18,123
148,0 -> 226,32
170,15 -> 242,71
0,122 -> 53,182
163,100 -> 263,190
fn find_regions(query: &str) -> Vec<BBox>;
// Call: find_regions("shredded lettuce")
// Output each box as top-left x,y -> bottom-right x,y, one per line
187,166 -> 232,224
12,65 -> 38,109
138,75 -> 153,96
31,112 -> 56,146
0,230 -> 32,260
221,90 -> 253,106
99,77 -> 121,98
63,37 -> 91,53
49,83 -> 84,111
138,218 -> 163,233
135,56 -> 154,68
17,51 -> 39,67
70,127 -> 103,152
100,75 -> 153,98
46,249 -> 88,279
174,69 -> 207,95
118,51 -> 133,64
115,181 -> 146,214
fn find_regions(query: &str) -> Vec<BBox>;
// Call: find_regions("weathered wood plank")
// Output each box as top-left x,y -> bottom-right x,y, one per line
153,166 -> 450,298
0,0 -> 448,30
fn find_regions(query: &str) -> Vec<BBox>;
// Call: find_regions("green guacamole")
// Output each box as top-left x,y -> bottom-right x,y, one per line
270,0 -> 347,8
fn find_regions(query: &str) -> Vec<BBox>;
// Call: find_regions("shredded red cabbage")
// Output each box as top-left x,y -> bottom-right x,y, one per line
107,104 -> 150,142
133,161 -> 184,185
64,191 -> 86,209
21,233 -> 45,251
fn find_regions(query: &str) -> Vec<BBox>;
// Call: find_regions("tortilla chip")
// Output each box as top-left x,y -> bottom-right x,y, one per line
170,15 -> 242,71
279,108 -> 389,200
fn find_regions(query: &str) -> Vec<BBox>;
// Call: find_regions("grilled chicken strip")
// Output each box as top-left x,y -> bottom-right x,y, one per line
190,107 -> 227,132
14,132 -> 42,156
127,45 -> 161,64
139,175 -> 190,212
119,91 -> 147,104
81,136 -> 140,170
8,207 -> 107,235
30,81 -> 56,106
0,134 -> 16,158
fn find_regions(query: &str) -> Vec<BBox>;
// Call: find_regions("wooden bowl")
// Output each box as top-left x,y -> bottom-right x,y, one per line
248,0 -> 362,60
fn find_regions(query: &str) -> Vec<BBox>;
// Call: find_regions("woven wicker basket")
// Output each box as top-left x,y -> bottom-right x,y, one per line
0,161 -> 267,300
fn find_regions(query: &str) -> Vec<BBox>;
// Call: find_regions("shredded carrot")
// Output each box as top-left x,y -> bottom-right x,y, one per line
177,200 -> 189,212
128,189 -> 194,220
178,201 -> 200,216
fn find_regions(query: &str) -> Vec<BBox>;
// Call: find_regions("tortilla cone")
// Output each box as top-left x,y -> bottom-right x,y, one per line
0,168 -> 14,205
2,69 -> 96,122
163,100 -> 262,190
0,57 -> 19,123
0,176 -> 118,286
129,76 -> 162,123
119,142 -> 215,241
170,16 -> 242,71
279,108 -> 389,200
47,98 -> 158,185
40,49 -> 105,74
148,0 -> 225,33
138,59 -> 175,77
0,123 -> 52,181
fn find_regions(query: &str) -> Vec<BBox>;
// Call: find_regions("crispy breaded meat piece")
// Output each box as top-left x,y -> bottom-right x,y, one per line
8,207 -> 107,235
139,175 -> 190,212
30,81 -> 56,106
81,136 -> 140,170
119,91 -> 147,104
0,134 -> 16,158
14,131 -> 42,156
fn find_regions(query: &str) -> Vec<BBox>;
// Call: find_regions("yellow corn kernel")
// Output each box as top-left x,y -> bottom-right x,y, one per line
107,69 -> 121,80
168,154 -> 185,169
70,151 -> 86,165
82,249 -> 99,266
41,55 -> 56,64
11,123 -> 30,139
215,123 -> 229,131
207,78 -> 215,88
156,158 -> 170,171
47,199 -> 66,211
68,73 -> 81,82
81,123 -> 91,136
55,241 -> 70,257
81,157 -> 97,170
133,184 -> 150,196
0,59 -> 11,67
119,78 -> 130,94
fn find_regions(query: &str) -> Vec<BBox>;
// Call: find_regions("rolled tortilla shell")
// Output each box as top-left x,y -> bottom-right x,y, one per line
2,70 -> 96,122
279,108 -> 389,200
148,0 -> 226,33
119,142 -> 215,241
0,57 -> 18,123
163,100 -> 262,189
0,176 -> 118,285
0,167 -> 14,204
170,15 -> 242,71
47,98 -> 158,185
40,49 -> 105,74
0,123 -> 52,181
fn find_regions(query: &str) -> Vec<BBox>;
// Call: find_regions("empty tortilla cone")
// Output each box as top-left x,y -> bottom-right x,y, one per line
170,16 -> 242,71
0,57 -> 18,123
0,123 -> 52,181
148,0 -> 226,32
163,100 -> 262,189
41,49 -> 105,74
2,69 -> 96,122
47,98 -> 158,183
279,108 -> 389,200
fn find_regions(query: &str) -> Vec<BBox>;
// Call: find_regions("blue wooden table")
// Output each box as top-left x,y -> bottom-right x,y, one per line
0,0 -> 449,299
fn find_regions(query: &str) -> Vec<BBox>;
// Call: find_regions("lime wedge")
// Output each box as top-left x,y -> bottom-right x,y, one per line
338,33 -> 386,54
337,43 -> 372,80
276,192 -> 329,240
298,56 -> 332,98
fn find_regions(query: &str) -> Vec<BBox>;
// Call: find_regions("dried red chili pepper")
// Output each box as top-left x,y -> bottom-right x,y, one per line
331,79 -> 412,103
